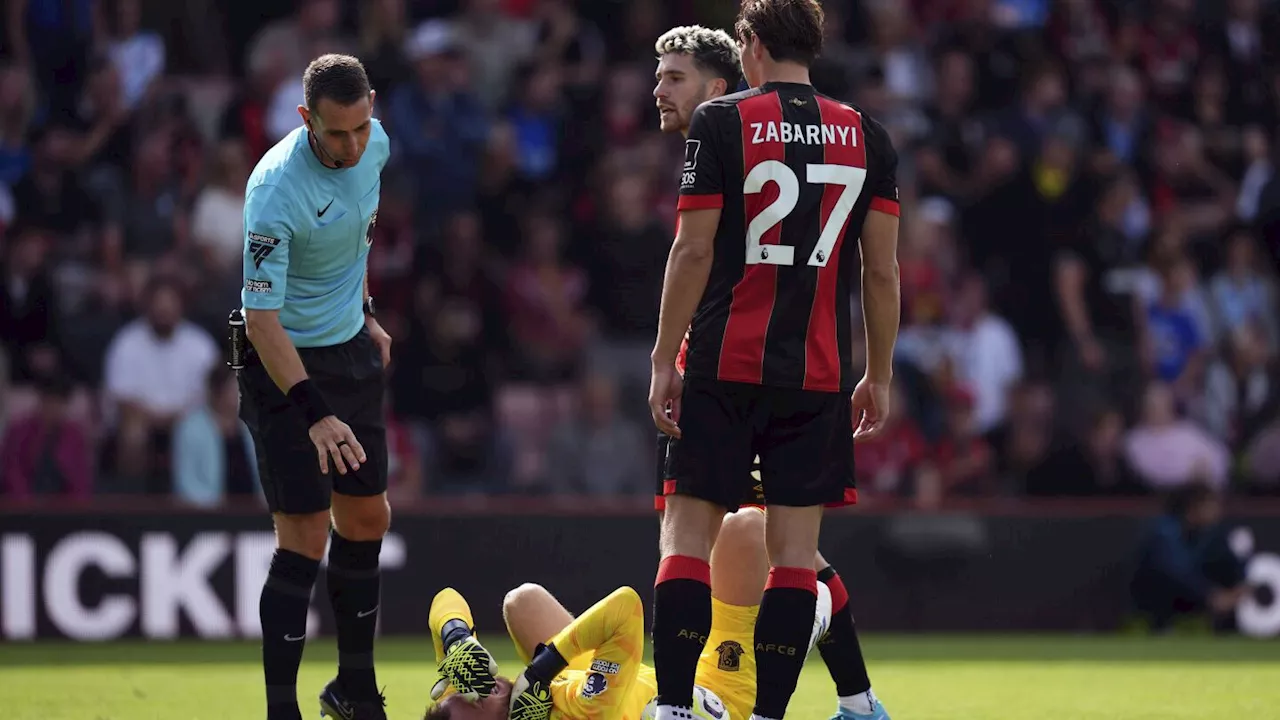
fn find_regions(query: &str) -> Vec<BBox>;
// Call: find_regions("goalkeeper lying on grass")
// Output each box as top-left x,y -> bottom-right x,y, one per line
423,507 -> 890,720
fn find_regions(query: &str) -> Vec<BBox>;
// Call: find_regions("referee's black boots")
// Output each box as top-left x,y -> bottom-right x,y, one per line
319,678 -> 387,720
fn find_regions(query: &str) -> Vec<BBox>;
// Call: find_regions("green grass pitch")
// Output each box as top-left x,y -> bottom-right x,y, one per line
1,635 -> 1276,719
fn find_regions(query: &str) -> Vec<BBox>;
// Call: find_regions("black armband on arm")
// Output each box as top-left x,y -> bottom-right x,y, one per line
526,642 -> 569,682
287,379 -> 334,426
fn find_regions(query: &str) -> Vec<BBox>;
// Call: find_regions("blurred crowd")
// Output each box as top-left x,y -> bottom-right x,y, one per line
2,0 -> 1280,508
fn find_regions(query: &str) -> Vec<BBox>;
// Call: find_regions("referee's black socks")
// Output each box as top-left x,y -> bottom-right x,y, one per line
261,549 -> 319,720
327,531 -> 383,699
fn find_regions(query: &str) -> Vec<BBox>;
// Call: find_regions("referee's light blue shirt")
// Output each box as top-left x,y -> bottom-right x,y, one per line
241,119 -> 390,348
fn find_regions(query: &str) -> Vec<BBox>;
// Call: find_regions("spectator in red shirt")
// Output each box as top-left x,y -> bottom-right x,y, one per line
0,374 -> 92,501
933,385 -> 995,495
505,210 -> 589,383
854,382 -> 933,498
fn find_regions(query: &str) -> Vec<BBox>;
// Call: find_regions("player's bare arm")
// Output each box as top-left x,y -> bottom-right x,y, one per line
853,209 -> 900,442
650,206 -> 719,438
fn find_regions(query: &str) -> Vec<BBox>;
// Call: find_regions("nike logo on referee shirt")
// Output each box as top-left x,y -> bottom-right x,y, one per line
317,199 -> 334,217
356,605 -> 379,618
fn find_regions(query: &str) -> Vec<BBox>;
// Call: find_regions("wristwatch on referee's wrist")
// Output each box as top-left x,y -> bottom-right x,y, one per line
363,296 -> 376,317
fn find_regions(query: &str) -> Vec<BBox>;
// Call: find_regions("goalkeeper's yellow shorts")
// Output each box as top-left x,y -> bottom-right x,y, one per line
629,599 -> 756,718
634,665 -> 658,703
695,598 -> 760,720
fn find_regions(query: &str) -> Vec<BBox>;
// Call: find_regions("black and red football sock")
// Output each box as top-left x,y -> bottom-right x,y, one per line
816,565 -> 872,697
752,566 -> 817,719
652,555 -> 712,709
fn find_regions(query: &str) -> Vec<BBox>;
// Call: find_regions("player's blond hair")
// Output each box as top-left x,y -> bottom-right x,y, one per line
654,25 -> 742,85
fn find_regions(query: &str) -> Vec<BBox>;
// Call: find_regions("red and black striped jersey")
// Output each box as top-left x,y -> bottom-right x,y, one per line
676,82 -> 899,393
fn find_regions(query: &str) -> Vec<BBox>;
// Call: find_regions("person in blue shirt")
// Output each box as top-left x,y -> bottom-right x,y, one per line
1131,482 -> 1250,633
238,54 -> 393,720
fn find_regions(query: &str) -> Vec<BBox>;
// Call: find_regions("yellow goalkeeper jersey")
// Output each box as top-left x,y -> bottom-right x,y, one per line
545,586 -> 656,719
429,586 -> 737,719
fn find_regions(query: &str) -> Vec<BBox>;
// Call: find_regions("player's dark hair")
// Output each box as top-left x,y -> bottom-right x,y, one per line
735,0 -> 825,67
654,25 -> 742,87
303,54 -> 371,109
422,705 -> 450,720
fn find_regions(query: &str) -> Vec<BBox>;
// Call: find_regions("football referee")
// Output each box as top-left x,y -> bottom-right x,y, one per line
239,54 -> 393,720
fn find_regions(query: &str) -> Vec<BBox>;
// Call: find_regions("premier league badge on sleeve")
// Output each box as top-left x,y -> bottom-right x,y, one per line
581,672 -> 608,698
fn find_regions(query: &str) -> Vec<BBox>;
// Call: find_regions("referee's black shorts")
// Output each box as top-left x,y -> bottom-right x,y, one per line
238,326 -> 387,515
661,377 -> 857,513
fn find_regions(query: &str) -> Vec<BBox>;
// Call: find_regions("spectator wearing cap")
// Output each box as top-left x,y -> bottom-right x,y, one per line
387,19 -> 490,223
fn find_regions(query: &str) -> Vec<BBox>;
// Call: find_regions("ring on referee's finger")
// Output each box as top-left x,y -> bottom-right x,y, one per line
336,440 -> 349,447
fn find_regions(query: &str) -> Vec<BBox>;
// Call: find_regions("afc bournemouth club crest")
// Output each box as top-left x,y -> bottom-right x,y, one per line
715,640 -> 744,672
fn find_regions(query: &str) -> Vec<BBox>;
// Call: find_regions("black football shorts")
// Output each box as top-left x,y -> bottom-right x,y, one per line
655,433 -> 766,511
238,327 -> 388,515
662,377 -> 856,513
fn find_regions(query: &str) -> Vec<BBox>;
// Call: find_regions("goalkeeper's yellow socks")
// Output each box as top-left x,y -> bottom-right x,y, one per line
429,588 -> 476,664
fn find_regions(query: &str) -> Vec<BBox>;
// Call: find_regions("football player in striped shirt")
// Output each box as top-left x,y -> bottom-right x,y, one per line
651,22 -> 890,720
